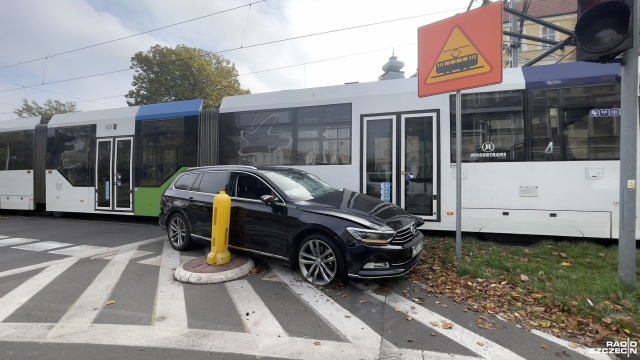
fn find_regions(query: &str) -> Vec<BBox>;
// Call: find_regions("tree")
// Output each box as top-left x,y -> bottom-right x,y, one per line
14,99 -> 79,119
126,45 -> 250,108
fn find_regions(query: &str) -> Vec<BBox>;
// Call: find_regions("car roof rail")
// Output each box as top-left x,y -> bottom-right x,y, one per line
188,165 -> 258,171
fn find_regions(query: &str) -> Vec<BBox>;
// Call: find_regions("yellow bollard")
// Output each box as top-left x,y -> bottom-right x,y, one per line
207,191 -> 231,265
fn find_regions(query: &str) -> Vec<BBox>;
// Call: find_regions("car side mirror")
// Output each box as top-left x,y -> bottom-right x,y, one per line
260,194 -> 276,207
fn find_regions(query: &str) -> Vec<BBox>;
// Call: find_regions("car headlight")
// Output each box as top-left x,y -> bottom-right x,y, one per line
346,227 -> 395,245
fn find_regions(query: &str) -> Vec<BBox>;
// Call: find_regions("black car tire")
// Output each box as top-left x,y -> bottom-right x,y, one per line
298,234 -> 345,286
167,213 -> 193,251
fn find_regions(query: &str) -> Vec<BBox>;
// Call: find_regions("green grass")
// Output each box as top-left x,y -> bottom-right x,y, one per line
420,237 -> 640,341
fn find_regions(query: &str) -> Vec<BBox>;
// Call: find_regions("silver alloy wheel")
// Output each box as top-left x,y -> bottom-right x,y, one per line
169,216 -> 186,247
298,238 -> 338,286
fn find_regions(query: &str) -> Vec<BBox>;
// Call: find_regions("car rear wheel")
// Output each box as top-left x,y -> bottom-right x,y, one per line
167,213 -> 193,251
298,234 -> 344,286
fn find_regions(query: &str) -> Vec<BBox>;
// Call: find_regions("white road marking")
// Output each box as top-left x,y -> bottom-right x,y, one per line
0,237 -> 165,279
137,255 -> 162,266
273,266 -> 480,360
0,259 -> 78,322
226,279 -> 287,337
48,245 -> 109,257
0,323 -> 369,360
0,235 -> 8,240
102,250 -> 153,261
0,238 -> 39,247
153,240 -> 188,330
48,247 -> 138,338
355,283 -> 525,360
12,241 -> 72,251
529,328 -> 610,360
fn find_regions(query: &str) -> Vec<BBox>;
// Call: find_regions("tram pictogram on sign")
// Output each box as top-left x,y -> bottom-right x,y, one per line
426,26 -> 491,85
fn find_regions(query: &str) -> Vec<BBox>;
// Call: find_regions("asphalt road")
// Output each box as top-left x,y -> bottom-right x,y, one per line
0,213 -> 608,360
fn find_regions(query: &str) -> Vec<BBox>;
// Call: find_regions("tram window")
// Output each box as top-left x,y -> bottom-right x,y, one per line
297,105 -> 351,165
0,130 -> 34,170
140,119 -> 184,187
196,172 -> 229,194
529,84 -> 620,161
219,103 -> 352,166
450,90 -> 525,162
55,126 -> 92,187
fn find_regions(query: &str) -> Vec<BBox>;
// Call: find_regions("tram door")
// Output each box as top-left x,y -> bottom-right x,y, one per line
362,113 -> 438,220
95,137 -> 133,212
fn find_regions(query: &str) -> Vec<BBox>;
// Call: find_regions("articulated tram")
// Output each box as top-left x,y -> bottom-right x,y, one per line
0,100 -> 216,216
0,60 -> 634,239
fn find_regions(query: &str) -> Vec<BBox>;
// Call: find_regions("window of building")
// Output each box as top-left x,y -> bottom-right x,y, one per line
140,119 -> 184,187
450,91 -> 525,162
541,27 -> 556,49
55,126 -> 93,186
219,103 -> 352,166
0,130 -> 34,170
528,84 -> 621,161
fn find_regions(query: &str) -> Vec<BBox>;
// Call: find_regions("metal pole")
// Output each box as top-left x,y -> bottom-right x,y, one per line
618,3 -> 638,290
456,90 -> 462,263
509,0 -> 519,68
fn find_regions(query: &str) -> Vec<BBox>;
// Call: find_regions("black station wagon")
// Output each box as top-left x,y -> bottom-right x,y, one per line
159,166 -> 425,285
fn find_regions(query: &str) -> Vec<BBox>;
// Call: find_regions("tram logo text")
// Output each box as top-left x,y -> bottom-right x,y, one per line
470,142 -> 506,158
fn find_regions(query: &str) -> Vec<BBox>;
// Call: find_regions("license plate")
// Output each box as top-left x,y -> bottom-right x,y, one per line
412,241 -> 424,257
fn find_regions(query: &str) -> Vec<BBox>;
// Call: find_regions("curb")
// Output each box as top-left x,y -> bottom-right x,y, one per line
174,255 -> 255,284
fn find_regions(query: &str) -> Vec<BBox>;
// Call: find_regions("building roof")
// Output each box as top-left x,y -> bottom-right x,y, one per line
502,0 -> 576,22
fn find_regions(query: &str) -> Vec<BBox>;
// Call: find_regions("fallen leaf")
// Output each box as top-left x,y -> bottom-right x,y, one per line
430,321 -> 440,327
541,344 -> 549,350
314,342 -> 321,346
344,315 -> 351,318
477,341 -> 485,347
442,322 -> 454,329
106,300 -> 116,305
394,307 -> 403,312
560,262 -> 572,267
568,343 -> 578,348
360,300 -> 366,304
520,274 -> 529,282
406,316 -> 412,321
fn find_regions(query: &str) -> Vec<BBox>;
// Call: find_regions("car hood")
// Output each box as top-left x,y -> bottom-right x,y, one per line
294,189 -> 420,231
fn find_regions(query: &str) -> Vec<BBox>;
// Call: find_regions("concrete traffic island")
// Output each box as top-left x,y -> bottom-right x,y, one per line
174,255 -> 255,284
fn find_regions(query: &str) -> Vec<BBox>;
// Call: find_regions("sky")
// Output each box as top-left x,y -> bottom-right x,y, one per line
0,0 -> 484,119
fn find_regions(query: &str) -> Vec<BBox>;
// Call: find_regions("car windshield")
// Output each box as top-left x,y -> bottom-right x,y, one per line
262,169 -> 339,201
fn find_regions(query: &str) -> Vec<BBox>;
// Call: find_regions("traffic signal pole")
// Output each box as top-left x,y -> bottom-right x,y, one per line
618,3 -> 638,290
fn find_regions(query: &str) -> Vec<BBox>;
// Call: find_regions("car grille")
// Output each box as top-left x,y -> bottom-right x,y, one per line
390,224 -> 414,245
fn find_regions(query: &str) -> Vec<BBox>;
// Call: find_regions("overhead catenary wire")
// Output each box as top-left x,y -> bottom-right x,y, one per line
0,1 -> 266,71
0,6 -> 467,95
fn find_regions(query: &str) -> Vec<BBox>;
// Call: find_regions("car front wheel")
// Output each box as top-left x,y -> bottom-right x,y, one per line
298,234 -> 344,286
167,213 -> 193,251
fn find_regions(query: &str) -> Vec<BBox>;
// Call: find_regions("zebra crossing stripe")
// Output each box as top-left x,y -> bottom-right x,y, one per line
356,283 -> 525,360
153,240 -> 188,330
48,247 -> 138,338
0,238 -> 39,247
0,236 -> 165,279
226,279 -> 287,338
0,259 -> 79,322
273,266 -> 482,360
